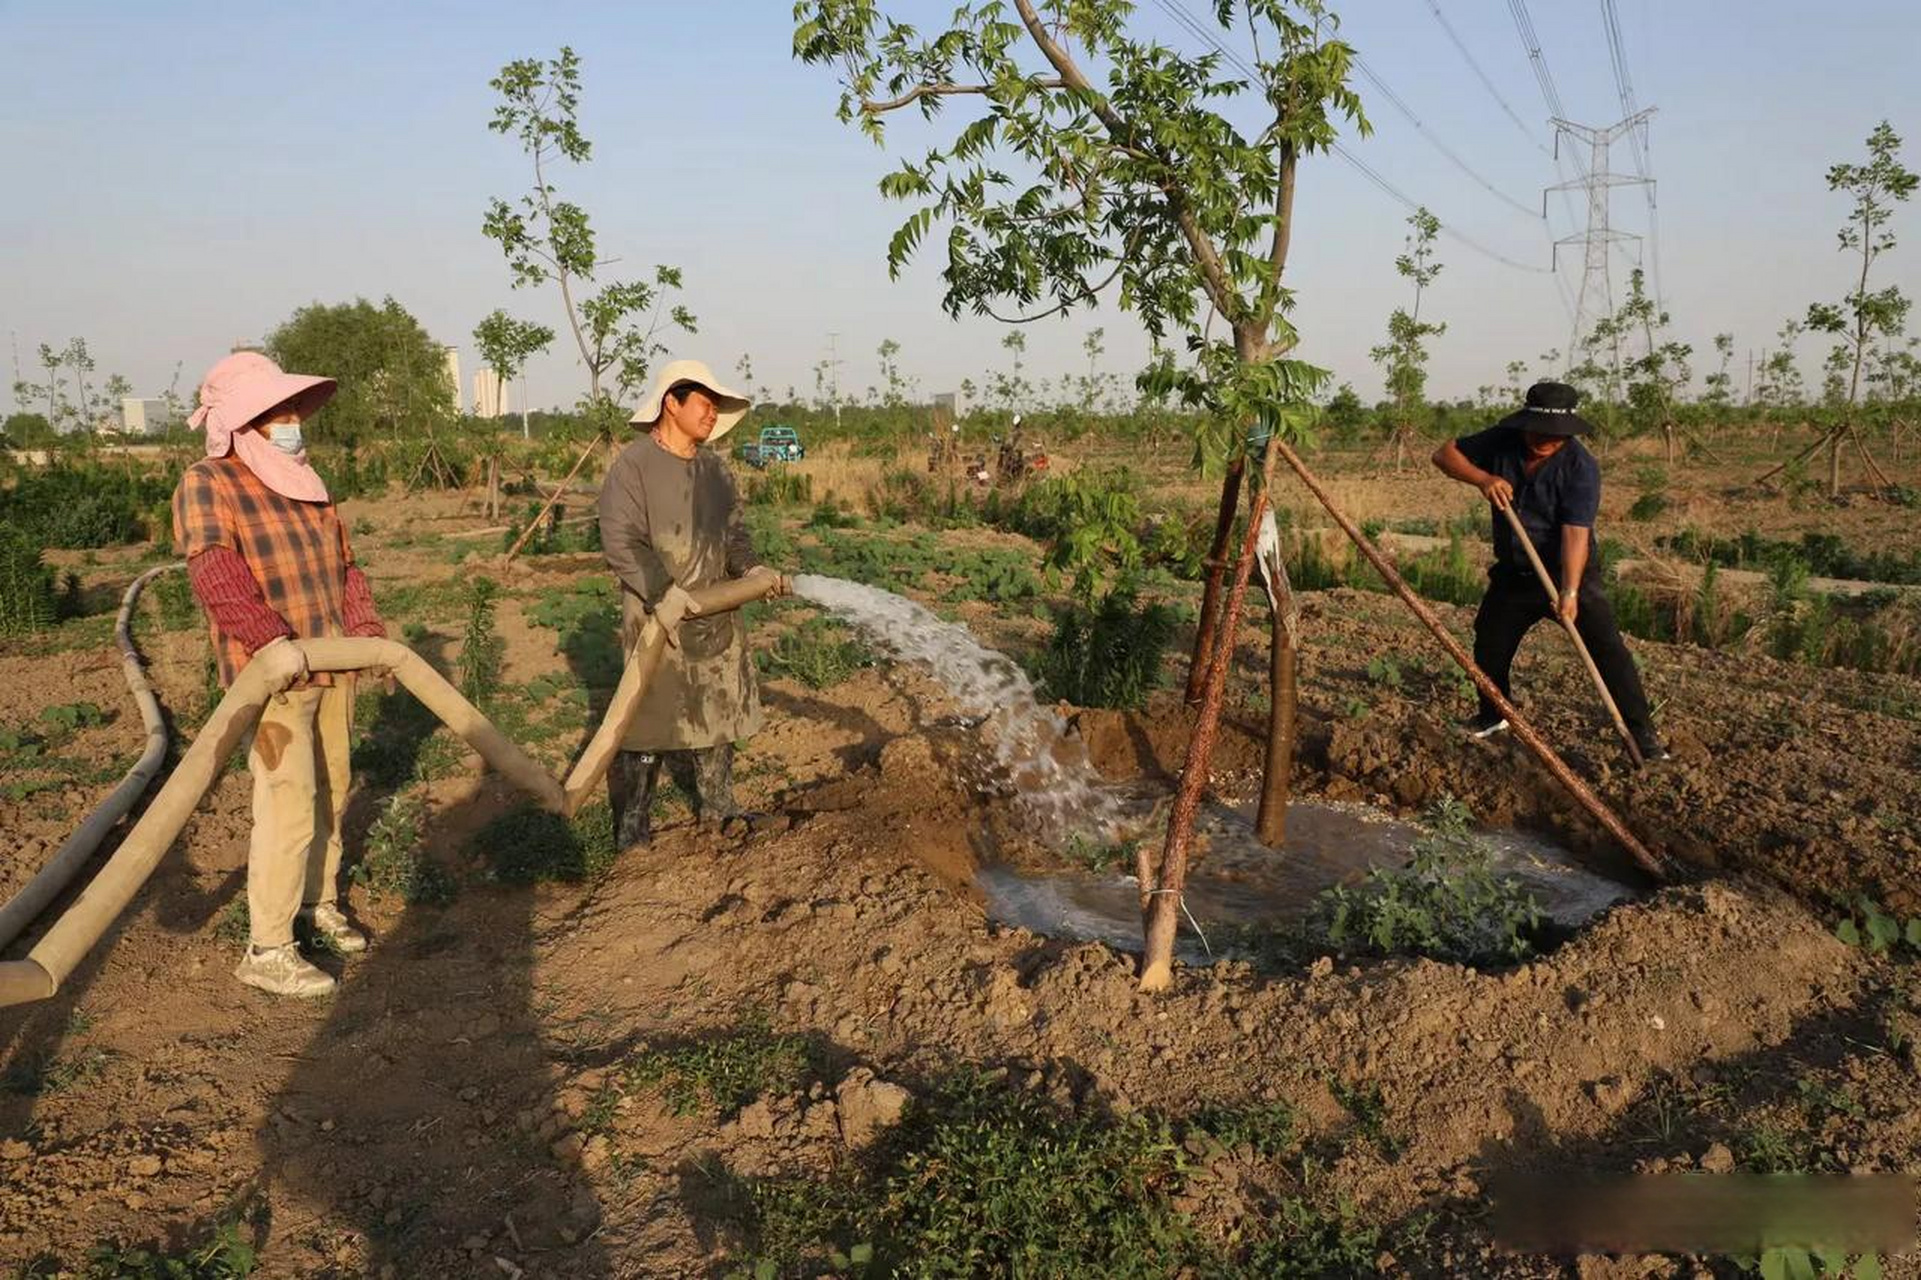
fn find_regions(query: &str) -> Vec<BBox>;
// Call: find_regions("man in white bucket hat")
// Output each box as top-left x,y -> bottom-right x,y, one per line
598,359 -> 787,850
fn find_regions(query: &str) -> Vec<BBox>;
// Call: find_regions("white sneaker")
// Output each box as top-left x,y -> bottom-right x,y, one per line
235,944 -> 337,998
298,902 -> 369,954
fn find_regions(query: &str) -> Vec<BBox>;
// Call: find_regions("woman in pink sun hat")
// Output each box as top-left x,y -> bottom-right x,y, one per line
171,351 -> 388,998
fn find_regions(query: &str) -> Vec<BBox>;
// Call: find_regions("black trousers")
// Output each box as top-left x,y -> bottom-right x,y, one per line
1472,567 -> 1655,742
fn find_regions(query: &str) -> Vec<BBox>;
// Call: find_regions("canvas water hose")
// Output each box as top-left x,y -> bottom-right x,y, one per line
0,572 -> 780,1008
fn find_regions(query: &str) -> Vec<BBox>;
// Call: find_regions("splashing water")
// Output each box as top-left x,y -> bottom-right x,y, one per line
791,574 -> 1124,845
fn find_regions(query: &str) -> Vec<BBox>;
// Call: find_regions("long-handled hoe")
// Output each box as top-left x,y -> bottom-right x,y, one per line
1495,502 -> 1644,766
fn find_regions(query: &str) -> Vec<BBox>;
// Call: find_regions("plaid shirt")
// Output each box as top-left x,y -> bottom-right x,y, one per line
173,454 -> 357,685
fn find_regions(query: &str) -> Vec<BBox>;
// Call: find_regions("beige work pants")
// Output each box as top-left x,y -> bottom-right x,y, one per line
246,681 -> 353,949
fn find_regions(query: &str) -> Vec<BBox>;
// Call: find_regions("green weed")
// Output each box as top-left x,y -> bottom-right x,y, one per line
456,577 -> 504,705
1327,1077 -> 1403,1160
757,616 -> 869,689
469,800 -> 617,884
1315,796 -> 1545,967
626,1010 -> 818,1119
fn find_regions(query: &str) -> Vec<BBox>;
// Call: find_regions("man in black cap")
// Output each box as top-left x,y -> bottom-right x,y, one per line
1432,381 -> 1667,761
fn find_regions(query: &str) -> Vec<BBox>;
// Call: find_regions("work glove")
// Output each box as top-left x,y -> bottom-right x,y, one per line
743,565 -> 791,598
652,583 -> 704,648
253,637 -> 310,699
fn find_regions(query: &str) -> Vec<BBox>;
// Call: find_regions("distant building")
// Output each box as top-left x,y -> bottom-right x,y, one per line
119,397 -> 179,436
443,346 -> 463,414
474,368 -> 507,419
934,390 -> 970,422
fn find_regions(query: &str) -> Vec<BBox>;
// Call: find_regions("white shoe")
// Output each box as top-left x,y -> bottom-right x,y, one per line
298,902 -> 368,954
235,944 -> 337,998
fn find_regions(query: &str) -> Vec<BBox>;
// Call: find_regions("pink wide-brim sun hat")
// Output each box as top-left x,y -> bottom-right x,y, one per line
187,351 -> 337,457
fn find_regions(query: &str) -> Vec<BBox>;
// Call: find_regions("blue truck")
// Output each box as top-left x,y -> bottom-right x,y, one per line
737,424 -> 805,468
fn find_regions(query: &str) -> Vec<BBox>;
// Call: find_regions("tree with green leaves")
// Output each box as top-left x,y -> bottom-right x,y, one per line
990,331 -> 1032,413
266,297 -> 455,443
1616,269 -> 1698,466
472,309 -> 555,432
1764,120 -> 1915,496
1368,206 -> 1445,470
876,337 -> 915,408
482,47 -> 695,411
1702,333 -> 1735,412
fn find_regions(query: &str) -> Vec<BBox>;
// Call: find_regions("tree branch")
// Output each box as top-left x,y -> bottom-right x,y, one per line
862,78 -> 1064,114
1008,0 -> 1241,323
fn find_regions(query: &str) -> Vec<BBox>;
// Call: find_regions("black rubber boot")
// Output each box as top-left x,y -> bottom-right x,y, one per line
609,750 -> 660,851
691,744 -> 740,830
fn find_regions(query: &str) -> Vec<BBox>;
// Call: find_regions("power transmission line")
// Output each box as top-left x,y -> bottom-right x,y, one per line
1148,0 -> 1551,273
1346,52 -> 1543,218
1597,0 -> 1663,306
1423,0 -> 1551,155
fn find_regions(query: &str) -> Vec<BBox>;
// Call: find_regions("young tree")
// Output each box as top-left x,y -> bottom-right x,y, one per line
482,48 -> 694,412
62,339 -> 96,432
1367,206 -> 1445,469
35,344 -> 64,430
876,337 -> 915,408
990,331 -> 1032,412
1702,333 -> 1734,411
473,309 -> 555,443
1616,269 -> 1697,466
1768,121 -> 1915,496
800,0 -> 1660,979
1077,326 -> 1112,413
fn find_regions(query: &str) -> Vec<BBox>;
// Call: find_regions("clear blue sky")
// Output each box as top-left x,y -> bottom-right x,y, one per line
2,0 -> 1916,415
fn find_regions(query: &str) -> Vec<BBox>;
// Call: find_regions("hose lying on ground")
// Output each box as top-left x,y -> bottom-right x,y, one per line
0,564 -> 181,954
0,572 -> 779,1009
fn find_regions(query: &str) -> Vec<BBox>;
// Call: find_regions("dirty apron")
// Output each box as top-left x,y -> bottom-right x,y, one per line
600,433 -> 763,752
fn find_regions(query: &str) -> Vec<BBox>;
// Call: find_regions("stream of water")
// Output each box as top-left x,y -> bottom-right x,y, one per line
793,573 -> 1632,955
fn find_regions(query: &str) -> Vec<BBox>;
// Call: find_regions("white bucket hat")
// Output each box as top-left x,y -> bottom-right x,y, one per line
629,359 -> 751,442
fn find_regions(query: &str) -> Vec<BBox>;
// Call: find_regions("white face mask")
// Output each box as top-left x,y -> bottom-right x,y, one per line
266,422 -> 304,454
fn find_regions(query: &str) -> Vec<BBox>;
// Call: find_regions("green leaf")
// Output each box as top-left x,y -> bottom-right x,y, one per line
1856,1252 -> 1885,1280
850,1242 -> 875,1264
1904,920 -> 1921,950
1866,912 -> 1900,953
1836,919 -> 1863,947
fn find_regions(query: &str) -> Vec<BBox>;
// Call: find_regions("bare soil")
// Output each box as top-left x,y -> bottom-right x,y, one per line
3,459 -> 1920,1278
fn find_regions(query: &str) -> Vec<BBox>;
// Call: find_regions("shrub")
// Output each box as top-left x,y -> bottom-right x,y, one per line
350,790 -> 457,906
1628,489 -> 1669,521
469,800 -> 617,884
0,527 -> 58,636
747,469 -> 813,507
1314,796 -> 1545,966
757,616 -> 868,689
1033,591 -> 1176,710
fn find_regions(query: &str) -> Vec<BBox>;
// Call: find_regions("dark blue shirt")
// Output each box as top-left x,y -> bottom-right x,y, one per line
1454,427 -> 1601,578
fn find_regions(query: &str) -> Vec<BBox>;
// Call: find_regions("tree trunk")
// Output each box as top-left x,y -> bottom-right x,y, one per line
1254,601 -> 1297,848
1828,433 -> 1842,499
1141,472 -> 1271,992
1185,454 -> 1246,704
505,433 -> 601,562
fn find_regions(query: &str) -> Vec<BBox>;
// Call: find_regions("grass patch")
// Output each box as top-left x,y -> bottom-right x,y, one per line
714,1070 -> 1406,1279
16,1200 -> 264,1278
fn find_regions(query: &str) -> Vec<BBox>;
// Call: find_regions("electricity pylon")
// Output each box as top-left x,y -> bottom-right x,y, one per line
1545,109 -> 1655,366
